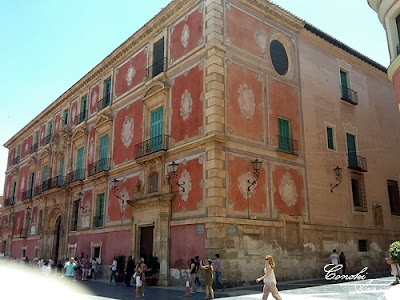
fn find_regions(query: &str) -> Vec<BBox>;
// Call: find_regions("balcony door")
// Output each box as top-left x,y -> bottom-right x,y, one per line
99,135 -> 109,171
150,107 -> 163,152
152,38 -> 164,77
340,70 -> 349,99
346,133 -> 357,168
58,157 -> 64,185
278,118 -> 291,152
96,194 -> 104,228
77,147 -> 84,180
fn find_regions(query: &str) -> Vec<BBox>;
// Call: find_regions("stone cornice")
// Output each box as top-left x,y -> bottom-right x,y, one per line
5,0 -> 197,148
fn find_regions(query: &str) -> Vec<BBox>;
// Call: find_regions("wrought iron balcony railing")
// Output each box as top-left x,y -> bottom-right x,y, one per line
43,134 -> 52,146
21,189 -> 33,201
93,215 -> 104,228
277,135 -> 298,155
33,185 -> 42,197
135,134 -> 170,159
13,156 -> 20,165
146,57 -> 167,79
30,143 -> 38,154
340,86 -> 358,105
20,228 -> 29,238
88,158 -> 111,177
75,110 -> 87,125
66,169 -> 85,184
4,197 -> 15,207
98,94 -> 111,111
42,176 -> 64,192
348,153 -> 368,172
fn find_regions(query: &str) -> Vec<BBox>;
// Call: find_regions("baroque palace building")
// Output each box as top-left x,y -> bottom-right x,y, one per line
1,0 -> 400,285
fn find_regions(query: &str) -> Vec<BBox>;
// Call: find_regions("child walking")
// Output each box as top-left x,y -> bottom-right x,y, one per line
200,259 -> 215,300
256,255 -> 282,300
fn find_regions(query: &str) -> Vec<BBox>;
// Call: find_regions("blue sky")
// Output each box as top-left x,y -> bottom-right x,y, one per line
0,0 -> 388,195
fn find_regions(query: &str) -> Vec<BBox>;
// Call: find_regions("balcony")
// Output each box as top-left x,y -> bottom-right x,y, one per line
277,135 -> 298,155
13,156 -> 20,165
42,176 -> 64,192
75,110 -> 87,125
93,215 -> 104,228
348,153 -> 368,172
43,134 -> 52,146
340,86 -> 358,105
4,197 -> 15,207
30,143 -> 38,154
88,158 -> 111,177
66,169 -> 85,184
135,135 -> 170,159
146,57 -> 167,79
33,185 -> 42,197
20,228 -> 29,238
98,94 -> 111,111
21,189 -> 33,201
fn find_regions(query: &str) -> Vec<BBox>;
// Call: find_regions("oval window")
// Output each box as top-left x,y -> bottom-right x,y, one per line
270,40 -> 289,76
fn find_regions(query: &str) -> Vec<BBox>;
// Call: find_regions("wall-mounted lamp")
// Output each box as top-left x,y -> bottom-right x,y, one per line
111,178 -> 131,205
247,159 -> 262,192
77,192 -> 87,213
330,166 -> 342,192
168,161 -> 185,192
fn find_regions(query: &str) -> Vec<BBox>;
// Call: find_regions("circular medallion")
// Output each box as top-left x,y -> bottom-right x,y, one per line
126,65 -> 136,86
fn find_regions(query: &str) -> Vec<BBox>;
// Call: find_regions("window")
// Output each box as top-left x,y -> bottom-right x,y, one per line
277,118 -> 292,153
68,243 -> 77,258
387,180 -> 400,215
76,147 -> 84,180
150,107 -> 164,152
148,172 -> 159,193
396,15 -> 400,55
95,194 -> 104,228
358,240 -> 368,252
43,165 -> 49,183
91,242 -> 102,264
152,38 -> 165,77
81,95 -> 87,122
340,70 -> 349,100
34,247 -> 40,259
16,145 -> 21,162
103,78 -> 111,108
71,200 -> 79,231
38,210 -> 43,235
11,181 -> 17,205
270,40 -> 288,76
99,135 -> 109,171
58,157 -> 64,185
326,127 -> 335,150
351,173 -> 367,211
346,133 -> 357,168
28,172 -> 34,198
22,248 -> 26,258
63,109 -> 69,126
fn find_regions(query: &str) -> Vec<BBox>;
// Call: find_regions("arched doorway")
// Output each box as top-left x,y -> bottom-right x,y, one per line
52,216 -> 61,262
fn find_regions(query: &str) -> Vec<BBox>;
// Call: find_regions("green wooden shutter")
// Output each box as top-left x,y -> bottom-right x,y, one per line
43,165 -> 49,182
77,147 -> 84,180
59,157 -> 64,185
278,118 -> 290,152
346,133 -> 357,168
99,135 -> 109,171
327,127 -> 334,150
340,70 -> 349,99
104,79 -> 111,106
151,107 -> 163,151
97,194 -> 104,227
153,38 -> 164,77
81,96 -> 87,121
28,172 -> 34,198
48,122 -> 53,136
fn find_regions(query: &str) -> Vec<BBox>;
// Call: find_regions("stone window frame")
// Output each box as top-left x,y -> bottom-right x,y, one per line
325,122 -> 337,152
91,241 -> 103,264
21,246 -> 27,259
34,246 -> 40,260
267,30 -> 295,79
68,243 -> 77,259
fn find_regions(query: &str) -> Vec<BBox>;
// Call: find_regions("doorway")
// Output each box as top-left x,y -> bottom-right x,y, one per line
53,217 -> 61,262
139,226 -> 154,261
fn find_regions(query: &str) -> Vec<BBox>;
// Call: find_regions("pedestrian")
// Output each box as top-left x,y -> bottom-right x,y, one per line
330,249 -> 339,265
24,256 -> 29,264
81,255 -> 90,281
135,260 -> 144,298
200,259 -> 215,300
42,260 -> 52,276
339,252 -> 347,274
48,257 -> 55,269
214,253 -> 225,291
109,256 -> 117,284
139,257 -> 147,297
189,258 -> 197,293
64,257 -> 77,280
91,257 -> 98,280
256,255 -> 282,300
194,256 -> 202,291
37,258 -> 44,271
125,256 -> 135,287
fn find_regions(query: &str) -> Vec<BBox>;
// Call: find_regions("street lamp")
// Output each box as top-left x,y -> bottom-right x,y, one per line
168,161 -> 185,192
330,166 -> 343,192
77,192 -> 87,213
247,159 -> 262,219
